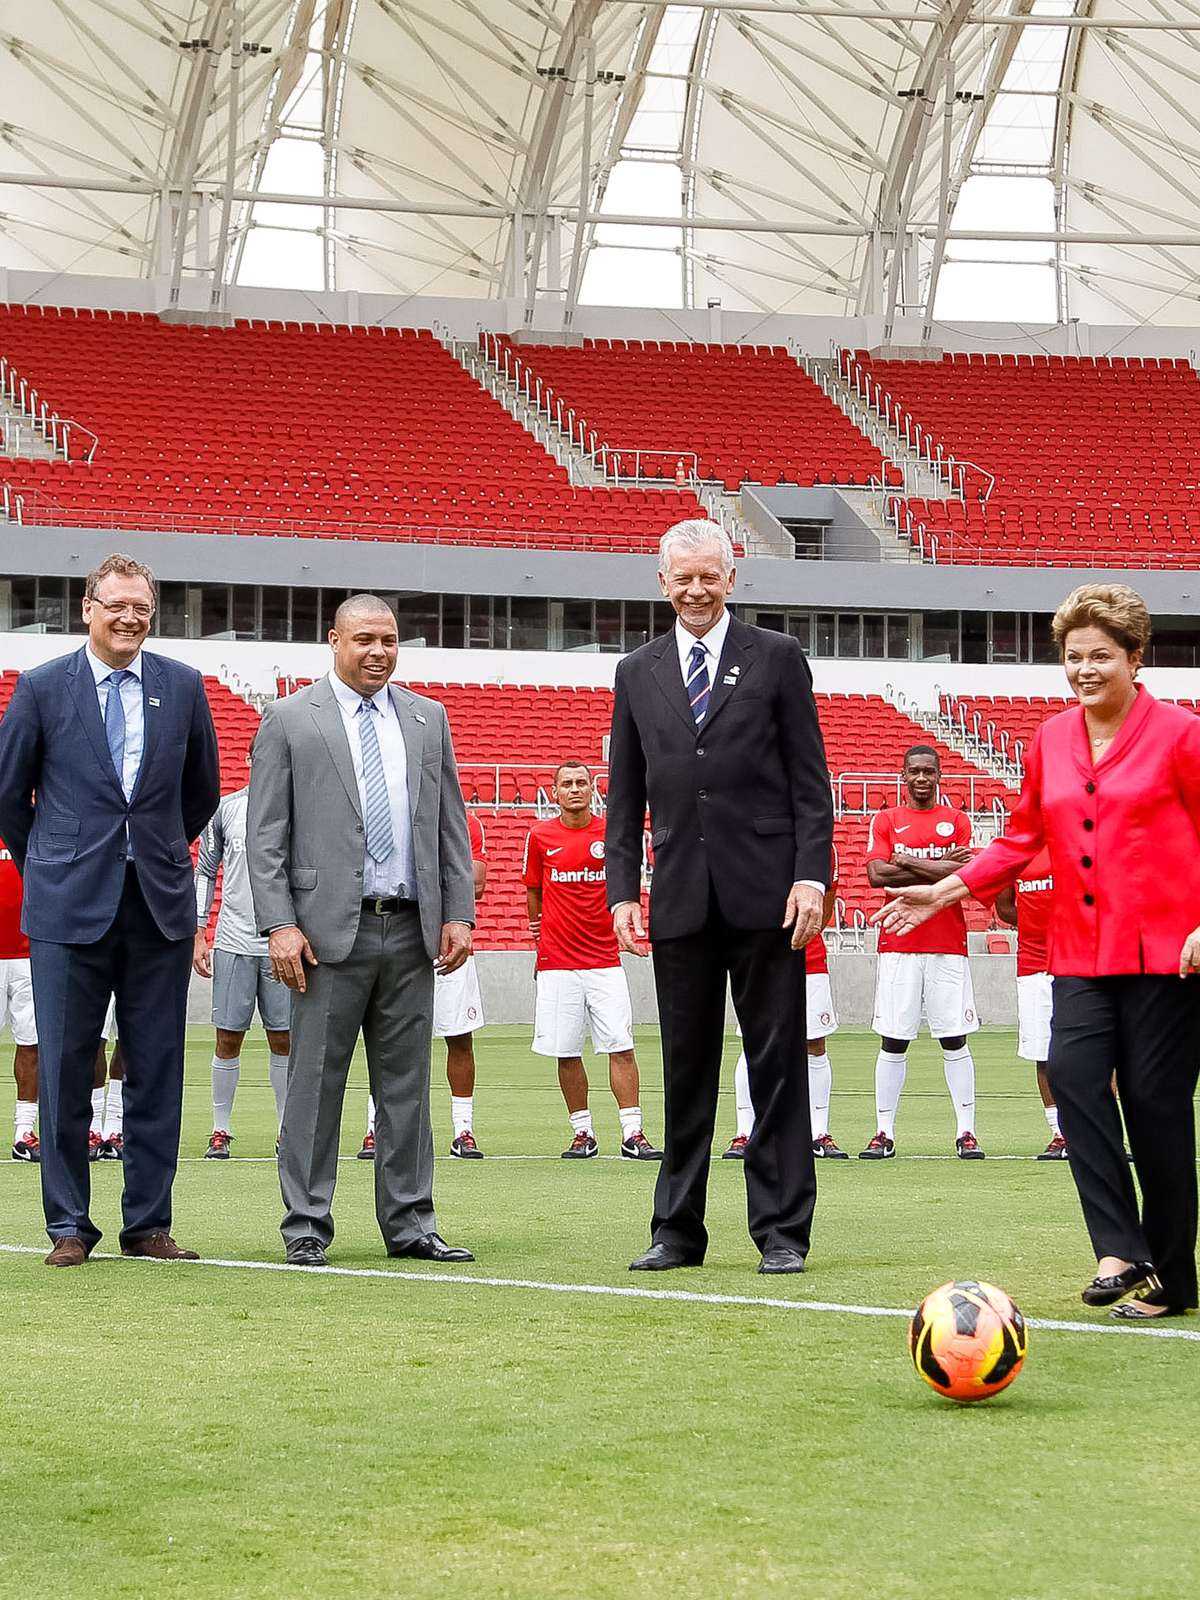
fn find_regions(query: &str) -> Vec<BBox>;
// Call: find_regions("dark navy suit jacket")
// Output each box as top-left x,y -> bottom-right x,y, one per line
605,615 -> 833,940
0,647 -> 220,944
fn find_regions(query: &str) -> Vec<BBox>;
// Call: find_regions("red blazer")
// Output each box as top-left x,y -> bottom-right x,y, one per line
960,688 -> 1200,977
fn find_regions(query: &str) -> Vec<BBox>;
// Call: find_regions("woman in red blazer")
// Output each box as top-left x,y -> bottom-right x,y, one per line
877,584 -> 1200,1319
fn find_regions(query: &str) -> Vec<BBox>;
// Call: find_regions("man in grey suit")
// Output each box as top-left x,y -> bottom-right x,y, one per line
247,594 -> 476,1267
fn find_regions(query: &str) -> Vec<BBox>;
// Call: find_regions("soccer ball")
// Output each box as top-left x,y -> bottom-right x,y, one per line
908,1280 -> 1028,1403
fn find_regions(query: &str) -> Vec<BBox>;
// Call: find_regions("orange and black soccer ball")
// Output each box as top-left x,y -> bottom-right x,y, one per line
908,1280 -> 1028,1403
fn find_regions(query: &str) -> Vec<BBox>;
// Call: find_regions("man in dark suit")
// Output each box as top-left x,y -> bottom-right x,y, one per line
0,553 -> 220,1266
606,519 -> 833,1275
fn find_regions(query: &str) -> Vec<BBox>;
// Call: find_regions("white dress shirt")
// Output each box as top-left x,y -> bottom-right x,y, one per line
674,610 -> 731,700
329,670 -> 416,899
672,610 -> 823,894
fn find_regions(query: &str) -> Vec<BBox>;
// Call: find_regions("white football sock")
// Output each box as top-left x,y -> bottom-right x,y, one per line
875,1049 -> 908,1138
90,1086 -> 104,1135
269,1053 -> 289,1130
569,1108 -> 594,1137
366,1094 -> 376,1137
451,1095 -> 473,1137
102,1078 -> 124,1137
808,1053 -> 832,1141
618,1104 -> 642,1140
942,1045 -> 976,1138
734,1053 -> 756,1139
1044,1104 -> 1061,1137
212,1056 -> 239,1134
14,1100 -> 36,1139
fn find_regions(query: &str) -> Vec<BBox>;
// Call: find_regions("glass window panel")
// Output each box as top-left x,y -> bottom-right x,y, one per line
836,614 -> 861,658
596,600 -> 623,651
922,611 -> 958,662
562,599 -> 594,651
755,611 -> 786,633
35,578 -> 66,633
394,594 -> 438,646
199,586 -> 230,638
8,577 -> 35,631
442,594 -> 465,651
887,615 -> 910,659
231,586 -> 257,639
624,602 -> 652,652
291,587 -> 318,642
508,597 -> 548,651
261,586 -> 289,643
158,582 -> 187,639
814,613 -> 835,657
862,613 -> 886,658
468,597 -> 493,649
787,613 -> 813,651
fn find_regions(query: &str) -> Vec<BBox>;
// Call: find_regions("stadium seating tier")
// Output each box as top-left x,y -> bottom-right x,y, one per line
0,308 -> 703,551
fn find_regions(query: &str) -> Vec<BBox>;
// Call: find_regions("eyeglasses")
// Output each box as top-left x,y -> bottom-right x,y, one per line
90,599 -> 154,621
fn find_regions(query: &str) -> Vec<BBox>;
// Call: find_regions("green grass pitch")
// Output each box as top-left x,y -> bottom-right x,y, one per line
1,1024 -> 1198,1600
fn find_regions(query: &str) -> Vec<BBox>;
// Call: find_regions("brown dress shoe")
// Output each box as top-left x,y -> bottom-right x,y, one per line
121,1232 -> 199,1261
45,1235 -> 90,1267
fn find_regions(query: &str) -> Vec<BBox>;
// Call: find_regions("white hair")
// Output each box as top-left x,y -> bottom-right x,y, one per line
657,518 -> 735,578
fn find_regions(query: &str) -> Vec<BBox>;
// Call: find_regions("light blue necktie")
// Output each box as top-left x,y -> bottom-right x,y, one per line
686,642 -> 710,725
105,669 -> 130,787
358,698 -> 394,863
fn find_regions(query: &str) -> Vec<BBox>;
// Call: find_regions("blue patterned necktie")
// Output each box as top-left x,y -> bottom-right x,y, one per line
105,669 -> 130,786
358,698 -> 394,863
686,642 -> 710,725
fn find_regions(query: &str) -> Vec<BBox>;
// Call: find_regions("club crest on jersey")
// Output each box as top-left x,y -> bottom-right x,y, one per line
590,840 -> 605,860
935,821 -> 956,837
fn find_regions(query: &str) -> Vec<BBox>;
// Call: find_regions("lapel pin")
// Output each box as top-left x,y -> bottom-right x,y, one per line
414,712 -> 426,725
722,674 -> 737,685
148,697 -> 161,707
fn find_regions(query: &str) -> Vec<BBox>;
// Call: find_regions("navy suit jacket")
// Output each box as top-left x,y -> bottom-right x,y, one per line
0,647 -> 220,944
605,615 -> 833,940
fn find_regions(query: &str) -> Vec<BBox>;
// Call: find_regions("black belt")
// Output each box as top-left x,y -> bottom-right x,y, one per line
361,896 -> 416,915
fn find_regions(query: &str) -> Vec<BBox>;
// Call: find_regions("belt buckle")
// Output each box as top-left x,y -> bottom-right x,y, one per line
370,896 -> 389,915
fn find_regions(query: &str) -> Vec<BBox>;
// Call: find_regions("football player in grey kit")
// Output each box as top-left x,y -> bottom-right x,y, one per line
194,756 -> 292,1157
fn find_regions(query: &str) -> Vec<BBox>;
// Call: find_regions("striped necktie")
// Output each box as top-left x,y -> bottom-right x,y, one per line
686,642 -> 710,725
357,698 -> 394,863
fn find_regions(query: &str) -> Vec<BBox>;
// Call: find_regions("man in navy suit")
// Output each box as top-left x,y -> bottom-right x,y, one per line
0,553 -> 220,1266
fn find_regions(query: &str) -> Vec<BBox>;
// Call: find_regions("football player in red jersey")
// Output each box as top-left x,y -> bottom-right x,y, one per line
0,837 -> 39,1162
862,746 -> 984,1160
995,848 -> 1065,1159
523,762 -> 662,1161
725,848 -> 846,1159
361,810 -> 489,1161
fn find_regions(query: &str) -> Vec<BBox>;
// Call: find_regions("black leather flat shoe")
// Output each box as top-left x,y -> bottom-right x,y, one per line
1110,1300 -> 1190,1321
1081,1263 -> 1159,1307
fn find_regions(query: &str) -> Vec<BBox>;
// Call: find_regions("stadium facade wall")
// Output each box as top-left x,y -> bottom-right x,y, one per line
8,526 -> 1200,628
2,268 -> 1199,364
182,949 -> 1022,1029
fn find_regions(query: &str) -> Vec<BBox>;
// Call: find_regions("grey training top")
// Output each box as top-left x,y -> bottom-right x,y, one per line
196,787 -> 267,957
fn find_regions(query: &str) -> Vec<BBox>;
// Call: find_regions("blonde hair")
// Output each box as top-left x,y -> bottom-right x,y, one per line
1051,583 -> 1151,658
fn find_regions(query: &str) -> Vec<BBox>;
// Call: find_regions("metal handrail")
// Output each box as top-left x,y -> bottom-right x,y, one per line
832,770 -> 1009,818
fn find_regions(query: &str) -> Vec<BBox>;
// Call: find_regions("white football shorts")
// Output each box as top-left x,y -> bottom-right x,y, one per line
532,966 -> 634,1058
1016,971 -> 1053,1064
734,974 -> 839,1043
0,958 -> 36,1045
872,952 -> 980,1041
434,955 -> 485,1038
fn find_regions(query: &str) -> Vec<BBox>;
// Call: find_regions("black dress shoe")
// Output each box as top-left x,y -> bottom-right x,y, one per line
1081,1262 -> 1159,1306
629,1242 -> 704,1271
286,1238 -> 328,1267
758,1246 -> 806,1275
389,1232 -> 474,1263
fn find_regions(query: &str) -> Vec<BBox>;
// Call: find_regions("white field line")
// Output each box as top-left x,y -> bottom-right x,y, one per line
1,1243 -> 1198,1342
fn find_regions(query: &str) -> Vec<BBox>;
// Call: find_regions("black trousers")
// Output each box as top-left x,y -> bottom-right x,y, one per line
649,899 -> 814,1259
31,867 -> 192,1251
1049,975 -> 1200,1307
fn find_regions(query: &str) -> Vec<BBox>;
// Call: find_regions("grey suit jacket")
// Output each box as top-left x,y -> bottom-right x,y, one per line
246,676 -> 475,965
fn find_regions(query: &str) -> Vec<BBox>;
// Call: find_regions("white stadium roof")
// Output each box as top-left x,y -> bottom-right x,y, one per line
4,0 -> 1200,328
